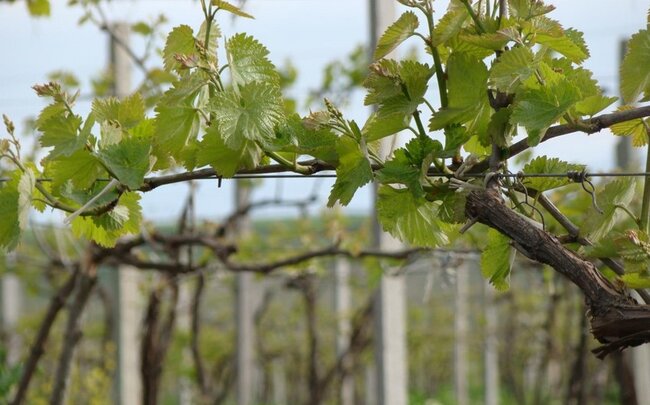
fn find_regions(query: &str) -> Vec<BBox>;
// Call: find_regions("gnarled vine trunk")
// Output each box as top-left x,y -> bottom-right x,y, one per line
466,189 -> 650,357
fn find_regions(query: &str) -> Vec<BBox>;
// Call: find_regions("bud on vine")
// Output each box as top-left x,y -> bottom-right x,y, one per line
2,114 -> 14,135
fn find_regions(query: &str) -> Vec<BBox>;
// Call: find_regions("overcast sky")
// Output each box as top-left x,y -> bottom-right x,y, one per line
0,0 -> 647,223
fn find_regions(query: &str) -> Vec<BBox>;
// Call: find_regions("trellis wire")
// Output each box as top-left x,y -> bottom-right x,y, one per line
2,171 -> 650,182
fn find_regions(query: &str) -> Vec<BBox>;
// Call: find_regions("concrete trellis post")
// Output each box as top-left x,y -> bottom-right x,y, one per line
369,2 -> 408,404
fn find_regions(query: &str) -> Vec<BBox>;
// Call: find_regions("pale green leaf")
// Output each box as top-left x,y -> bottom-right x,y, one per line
374,11 -> 419,60
522,156 -> 585,192
97,137 -> 151,189
71,192 -> 142,247
535,32 -> 588,63
0,172 -> 21,250
510,72 -> 581,145
481,229 -> 513,291
583,178 -> 636,244
432,6 -> 468,46
47,149 -> 104,191
196,123 -> 263,177
212,0 -> 254,19
489,46 -> 536,92
92,93 -> 145,129
610,106 -> 649,147
27,0 -> 50,16
327,137 -> 373,207
620,29 -> 650,103
17,169 -> 35,231
163,25 -> 195,73
39,113 -> 85,159
209,82 -> 284,149
376,185 -> 453,247
226,34 -> 279,87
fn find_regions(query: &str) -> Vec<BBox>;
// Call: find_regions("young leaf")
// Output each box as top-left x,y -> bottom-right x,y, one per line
163,25 -> 196,73
481,229 -> 513,291
17,169 -> 36,231
153,73 -> 207,163
46,150 -> 104,191
0,172 -> 21,250
27,0 -> 50,16
373,11 -> 419,61
535,32 -> 588,63
376,185 -> 453,247
327,137 -> 373,207
620,29 -> 650,103
70,192 -> 142,247
212,0 -> 254,19
226,34 -> 279,87
376,150 -> 423,197
610,106 -> 649,147
272,114 -> 338,163
583,178 -> 636,244
97,137 -> 151,190
431,52 -> 491,133
196,123 -> 263,177
92,93 -> 145,129
522,156 -> 585,192
208,82 -> 284,149
38,113 -> 85,159
510,72 -> 581,145
489,46 -> 536,93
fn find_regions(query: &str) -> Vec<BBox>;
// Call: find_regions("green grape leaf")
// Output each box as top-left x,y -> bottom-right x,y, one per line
71,192 -> 142,247
431,52 -> 490,133
620,29 -> 650,103
163,25 -> 195,73
212,0 -> 254,19
197,20 -> 221,57
97,137 -> 151,190
574,95 -> 618,117
376,185 -> 453,247
610,106 -> 649,147
17,169 -> 36,231
583,178 -> 636,244
153,73 -> 207,164
376,150 -> 423,197
196,123 -> 263,177
481,229 -> 513,291
38,113 -> 85,159
0,172 -> 20,250
535,32 -> 588,63
510,72 -> 581,145
208,82 -> 284,149
363,60 -> 431,140
436,186 -> 467,224
272,114 -> 338,163
226,34 -> 279,87
92,93 -> 145,129
432,5 -> 468,46
447,52 -> 489,108
522,156 -> 585,192
443,124 -> 471,155
47,150 -> 104,191
621,273 -> 650,289
373,11 -> 419,60
27,0 -> 50,16
613,230 -> 650,274
489,46 -> 535,92
327,137 -> 373,207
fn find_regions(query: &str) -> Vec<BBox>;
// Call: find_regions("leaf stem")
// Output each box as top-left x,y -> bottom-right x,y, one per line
614,204 -> 640,227
266,151 -> 311,175
460,0 -> 488,34
422,8 -> 448,108
640,140 -> 650,234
